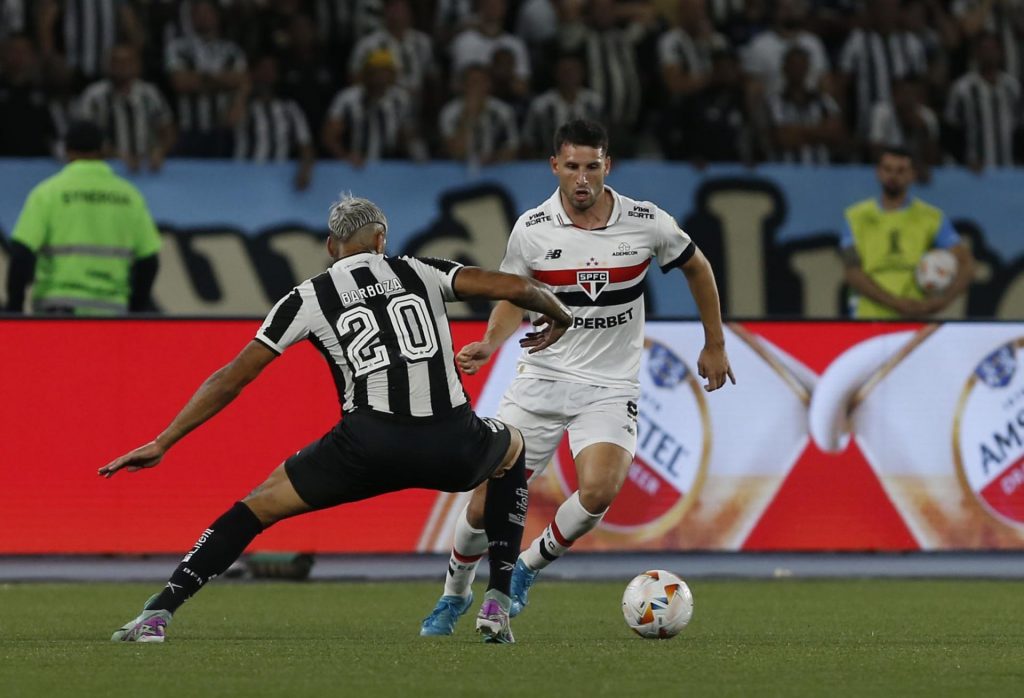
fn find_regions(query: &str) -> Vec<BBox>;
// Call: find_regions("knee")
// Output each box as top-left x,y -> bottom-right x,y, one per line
578,481 -> 621,514
240,495 -> 280,528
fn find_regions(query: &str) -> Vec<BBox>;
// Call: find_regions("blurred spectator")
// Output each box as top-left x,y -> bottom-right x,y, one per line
1,0 -> 31,40
868,77 -> 940,178
79,43 -> 176,173
489,46 -> 530,120
35,0 -> 143,87
239,0 -> 309,58
279,14 -> 339,152
0,34 -> 59,156
741,0 -> 830,97
711,0 -> 770,48
902,0 -> 960,108
660,47 -> 753,163
521,53 -> 603,157
951,0 -> 1024,81
349,0 -> 436,99
837,0 -> 927,140
450,0 -> 530,94
765,45 -> 845,163
440,63 -> 519,164
806,0 -> 860,58
659,0 -> 729,100
315,0 -> 384,65
516,0 -> 560,48
559,0 -> 648,154
322,49 -> 418,165
945,33 -> 1021,169
228,55 -> 315,190
165,0 -> 247,157
434,0 -> 476,47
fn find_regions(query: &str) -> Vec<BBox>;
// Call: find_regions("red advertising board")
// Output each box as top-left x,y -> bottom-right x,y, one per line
3,319 -> 1023,553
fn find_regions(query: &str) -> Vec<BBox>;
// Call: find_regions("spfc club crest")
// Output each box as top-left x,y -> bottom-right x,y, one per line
955,339 -> 1024,529
577,270 -> 609,301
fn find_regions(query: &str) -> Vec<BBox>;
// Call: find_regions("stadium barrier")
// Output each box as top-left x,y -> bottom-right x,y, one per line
0,160 -> 1022,318
4,318 -> 1023,554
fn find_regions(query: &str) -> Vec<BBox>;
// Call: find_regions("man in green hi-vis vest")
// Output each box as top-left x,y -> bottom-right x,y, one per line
841,146 -> 973,319
5,120 -> 161,315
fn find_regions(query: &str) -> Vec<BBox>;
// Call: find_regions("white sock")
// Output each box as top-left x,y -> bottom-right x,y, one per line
442,504 -> 487,598
520,491 -> 605,571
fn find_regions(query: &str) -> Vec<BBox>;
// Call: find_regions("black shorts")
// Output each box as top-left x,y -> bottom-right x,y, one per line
284,404 -> 513,510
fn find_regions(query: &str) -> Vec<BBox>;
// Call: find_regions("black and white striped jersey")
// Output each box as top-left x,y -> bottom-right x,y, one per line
61,0 -> 121,80
945,71 -> 1021,168
256,253 -> 468,419
582,26 -> 643,127
521,89 -> 603,155
326,85 -> 411,160
439,96 -> 519,161
766,90 -> 841,164
839,29 -> 927,134
78,79 -> 174,158
348,29 -> 435,94
233,97 -> 312,162
165,35 -> 247,133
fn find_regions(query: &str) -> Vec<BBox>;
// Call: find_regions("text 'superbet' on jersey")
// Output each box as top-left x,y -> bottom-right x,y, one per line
256,253 -> 467,418
501,187 -> 695,389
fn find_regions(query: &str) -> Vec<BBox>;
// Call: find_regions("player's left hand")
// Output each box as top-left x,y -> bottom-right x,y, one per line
697,343 -> 736,392
98,440 -> 167,478
520,314 -> 570,354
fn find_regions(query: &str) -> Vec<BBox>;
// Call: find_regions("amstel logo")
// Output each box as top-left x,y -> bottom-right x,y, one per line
954,338 -> 1024,530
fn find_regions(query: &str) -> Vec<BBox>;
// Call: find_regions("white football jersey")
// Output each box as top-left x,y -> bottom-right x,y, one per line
500,187 -> 694,389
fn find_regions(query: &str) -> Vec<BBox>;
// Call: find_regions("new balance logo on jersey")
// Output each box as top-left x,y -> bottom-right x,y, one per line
544,249 -> 562,260
577,270 -> 609,300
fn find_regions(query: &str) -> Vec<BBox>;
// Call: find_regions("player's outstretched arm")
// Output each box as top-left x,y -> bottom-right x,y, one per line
680,247 -> 736,391
455,300 -> 525,374
454,267 -> 573,355
98,341 -> 277,478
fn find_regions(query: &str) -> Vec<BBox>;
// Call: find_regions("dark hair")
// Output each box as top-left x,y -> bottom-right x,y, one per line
552,119 -> 609,156
65,120 -> 104,153
878,145 -> 913,162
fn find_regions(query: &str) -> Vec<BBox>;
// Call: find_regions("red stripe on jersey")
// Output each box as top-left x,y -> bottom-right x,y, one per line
532,259 -> 650,287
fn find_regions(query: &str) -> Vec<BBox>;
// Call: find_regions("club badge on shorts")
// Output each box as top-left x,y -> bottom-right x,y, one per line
554,339 -> 710,540
955,338 -> 1024,530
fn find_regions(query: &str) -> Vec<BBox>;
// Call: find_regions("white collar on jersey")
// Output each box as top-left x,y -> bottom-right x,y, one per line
545,185 -> 624,229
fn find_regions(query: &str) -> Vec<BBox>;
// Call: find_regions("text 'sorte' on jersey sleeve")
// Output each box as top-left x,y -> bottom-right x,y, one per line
652,207 -> 696,272
256,287 -> 313,355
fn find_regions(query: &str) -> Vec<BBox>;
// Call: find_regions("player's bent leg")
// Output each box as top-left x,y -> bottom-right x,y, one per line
476,427 -> 526,644
113,465 -> 312,642
512,442 -> 632,616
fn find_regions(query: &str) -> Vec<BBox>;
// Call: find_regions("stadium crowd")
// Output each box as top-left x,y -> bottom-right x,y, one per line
0,0 -> 1021,176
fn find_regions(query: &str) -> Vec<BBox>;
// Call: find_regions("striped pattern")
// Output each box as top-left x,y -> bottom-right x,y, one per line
256,253 -> 467,418
658,27 -> 727,77
165,35 -> 246,132
839,29 -> 927,133
522,89 -> 603,155
945,71 -> 1021,168
62,0 -> 119,79
78,79 -> 173,158
348,28 -> 435,93
233,98 -> 312,162
767,91 -> 840,164
326,85 -> 411,161
439,96 -> 518,161
583,26 -> 643,127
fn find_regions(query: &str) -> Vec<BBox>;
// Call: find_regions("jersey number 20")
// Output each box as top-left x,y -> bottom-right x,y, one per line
337,294 -> 439,376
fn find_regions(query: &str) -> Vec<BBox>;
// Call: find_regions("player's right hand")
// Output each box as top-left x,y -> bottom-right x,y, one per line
98,440 -> 167,478
520,314 -> 571,354
457,341 -> 495,375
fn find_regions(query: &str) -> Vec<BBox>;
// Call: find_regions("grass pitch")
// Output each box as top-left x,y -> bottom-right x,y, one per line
1,580 -> 1020,697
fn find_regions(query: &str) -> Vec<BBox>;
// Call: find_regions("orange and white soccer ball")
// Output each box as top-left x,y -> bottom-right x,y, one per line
621,570 -> 694,639
914,249 -> 958,295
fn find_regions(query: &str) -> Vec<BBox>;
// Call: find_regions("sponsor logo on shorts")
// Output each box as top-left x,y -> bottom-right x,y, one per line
955,338 -> 1024,529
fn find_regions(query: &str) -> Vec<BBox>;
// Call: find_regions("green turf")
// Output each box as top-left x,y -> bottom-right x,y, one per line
0,579 -> 1020,697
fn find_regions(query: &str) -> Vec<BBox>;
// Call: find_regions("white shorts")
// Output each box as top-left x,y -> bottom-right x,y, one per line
495,377 -> 639,481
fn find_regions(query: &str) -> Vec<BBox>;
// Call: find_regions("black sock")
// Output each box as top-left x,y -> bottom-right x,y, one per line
484,446 -> 528,596
146,502 -> 264,614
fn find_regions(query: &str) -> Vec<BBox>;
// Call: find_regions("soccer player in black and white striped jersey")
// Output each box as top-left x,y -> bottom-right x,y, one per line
228,55 -> 315,190
79,44 -> 175,172
945,33 -> 1022,170
101,194 -> 572,645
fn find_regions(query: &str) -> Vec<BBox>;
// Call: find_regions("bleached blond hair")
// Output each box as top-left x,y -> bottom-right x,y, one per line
327,193 -> 388,242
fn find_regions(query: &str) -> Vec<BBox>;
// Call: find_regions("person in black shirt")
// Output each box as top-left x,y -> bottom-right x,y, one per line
0,34 -> 57,156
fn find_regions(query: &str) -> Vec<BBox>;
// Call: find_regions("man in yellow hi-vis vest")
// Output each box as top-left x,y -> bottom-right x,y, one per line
841,146 -> 973,319
5,120 -> 161,315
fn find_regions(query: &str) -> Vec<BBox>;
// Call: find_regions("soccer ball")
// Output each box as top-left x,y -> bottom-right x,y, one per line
914,249 -> 958,295
621,570 -> 694,639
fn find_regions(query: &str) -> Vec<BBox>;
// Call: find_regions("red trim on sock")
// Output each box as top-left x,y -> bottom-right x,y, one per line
452,549 -> 483,563
550,521 -> 572,547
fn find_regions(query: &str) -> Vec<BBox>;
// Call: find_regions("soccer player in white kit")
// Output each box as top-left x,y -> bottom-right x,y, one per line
421,119 -> 735,635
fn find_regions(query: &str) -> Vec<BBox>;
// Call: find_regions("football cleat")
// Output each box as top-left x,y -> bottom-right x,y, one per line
419,592 -> 474,637
475,590 -> 514,644
509,559 -> 539,617
111,609 -> 171,643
